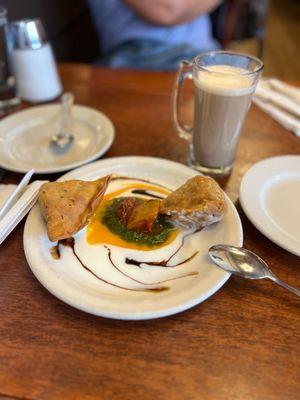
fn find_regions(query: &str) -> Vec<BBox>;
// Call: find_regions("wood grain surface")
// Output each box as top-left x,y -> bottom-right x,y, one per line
0,63 -> 299,400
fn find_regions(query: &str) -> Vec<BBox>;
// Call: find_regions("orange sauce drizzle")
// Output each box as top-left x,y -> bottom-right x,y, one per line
87,183 -> 178,251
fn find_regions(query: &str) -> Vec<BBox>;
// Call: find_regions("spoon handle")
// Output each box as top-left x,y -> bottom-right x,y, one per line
268,275 -> 300,297
60,92 -> 74,137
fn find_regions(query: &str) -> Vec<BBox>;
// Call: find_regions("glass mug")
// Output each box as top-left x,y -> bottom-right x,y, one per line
173,51 -> 264,176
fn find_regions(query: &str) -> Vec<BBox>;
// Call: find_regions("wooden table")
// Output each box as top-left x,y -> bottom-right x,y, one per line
0,63 -> 299,400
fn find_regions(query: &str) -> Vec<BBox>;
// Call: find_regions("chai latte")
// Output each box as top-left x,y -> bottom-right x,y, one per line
193,65 -> 255,168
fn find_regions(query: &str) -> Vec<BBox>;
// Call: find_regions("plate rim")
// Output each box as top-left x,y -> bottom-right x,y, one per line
23,156 -> 243,320
0,104 -> 115,174
240,155 -> 300,257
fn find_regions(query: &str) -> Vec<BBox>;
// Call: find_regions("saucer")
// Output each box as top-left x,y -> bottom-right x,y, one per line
0,104 -> 115,174
240,155 -> 300,256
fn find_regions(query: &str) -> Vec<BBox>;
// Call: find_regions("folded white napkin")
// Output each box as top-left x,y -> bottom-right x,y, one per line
0,180 -> 46,245
0,169 -> 34,220
0,184 -> 17,208
254,78 -> 300,137
253,97 -> 300,137
269,79 -> 300,104
255,81 -> 300,117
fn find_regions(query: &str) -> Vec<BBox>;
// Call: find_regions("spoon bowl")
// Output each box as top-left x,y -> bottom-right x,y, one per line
209,245 -> 271,279
209,244 -> 300,296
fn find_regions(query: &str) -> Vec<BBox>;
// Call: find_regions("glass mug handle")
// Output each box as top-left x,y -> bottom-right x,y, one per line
172,60 -> 193,142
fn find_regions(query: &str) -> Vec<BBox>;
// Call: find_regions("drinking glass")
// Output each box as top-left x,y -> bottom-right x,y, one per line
173,51 -> 263,176
0,7 -> 20,115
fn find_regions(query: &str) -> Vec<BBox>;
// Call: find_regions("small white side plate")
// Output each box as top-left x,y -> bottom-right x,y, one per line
23,157 -> 243,320
0,104 -> 115,174
240,155 -> 300,257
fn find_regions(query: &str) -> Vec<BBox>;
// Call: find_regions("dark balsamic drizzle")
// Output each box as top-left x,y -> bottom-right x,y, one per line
58,238 -> 169,292
125,229 -> 201,269
131,189 -> 164,199
50,244 -> 60,260
104,245 -> 198,286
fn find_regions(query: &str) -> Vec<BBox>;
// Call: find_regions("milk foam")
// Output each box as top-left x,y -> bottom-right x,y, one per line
194,65 -> 255,96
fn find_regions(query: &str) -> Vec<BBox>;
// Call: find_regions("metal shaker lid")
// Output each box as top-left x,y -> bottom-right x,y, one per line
10,19 -> 48,50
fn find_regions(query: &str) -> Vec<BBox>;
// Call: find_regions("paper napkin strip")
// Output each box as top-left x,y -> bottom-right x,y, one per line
253,97 -> 300,137
255,81 -> 300,117
254,78 -> 300,137
0,180 -> 46,245
0,185 -> 17,208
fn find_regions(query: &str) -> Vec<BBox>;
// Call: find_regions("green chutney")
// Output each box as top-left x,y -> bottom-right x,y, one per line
101,197 -> 174,247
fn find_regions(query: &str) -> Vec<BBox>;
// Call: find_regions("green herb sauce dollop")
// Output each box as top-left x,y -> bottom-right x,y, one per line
101,197 -> 174,247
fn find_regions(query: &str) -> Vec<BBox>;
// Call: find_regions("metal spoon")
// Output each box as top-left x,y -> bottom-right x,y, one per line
50,92 -> 74,152
209,244 -> 300,297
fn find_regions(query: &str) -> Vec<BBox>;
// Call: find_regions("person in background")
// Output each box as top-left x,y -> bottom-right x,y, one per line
87,0 -> 221,71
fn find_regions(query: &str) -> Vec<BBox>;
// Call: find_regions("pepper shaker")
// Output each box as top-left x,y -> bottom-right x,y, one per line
10,19 -> 62,102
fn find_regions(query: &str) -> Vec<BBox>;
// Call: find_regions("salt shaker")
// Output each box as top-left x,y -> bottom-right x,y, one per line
10,19 -> 62,102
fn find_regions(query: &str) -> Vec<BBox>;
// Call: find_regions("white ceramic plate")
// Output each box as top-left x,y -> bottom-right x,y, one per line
23,157 -> 243,320
240,155 -> 300,257
0,104 -> 115,174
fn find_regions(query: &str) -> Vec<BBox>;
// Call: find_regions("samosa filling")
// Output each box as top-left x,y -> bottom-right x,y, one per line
101,197 -> 174,246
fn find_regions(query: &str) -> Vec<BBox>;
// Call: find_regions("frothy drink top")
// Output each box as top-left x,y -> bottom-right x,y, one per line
194,65 -> 255,96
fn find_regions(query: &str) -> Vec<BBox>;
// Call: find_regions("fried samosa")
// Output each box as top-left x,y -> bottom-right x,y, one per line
160,176 -> 227,229
39,175 -> 111,241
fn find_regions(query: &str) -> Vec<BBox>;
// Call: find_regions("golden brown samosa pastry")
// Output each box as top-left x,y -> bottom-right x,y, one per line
39,175 -> 111,242
160,176 -> 227,229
